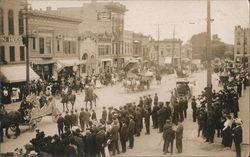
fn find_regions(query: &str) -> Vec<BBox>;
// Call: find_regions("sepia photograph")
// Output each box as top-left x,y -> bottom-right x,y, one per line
0,0 -> 249,156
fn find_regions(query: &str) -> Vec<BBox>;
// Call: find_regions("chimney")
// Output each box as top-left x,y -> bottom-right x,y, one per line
46,7 -> 52,11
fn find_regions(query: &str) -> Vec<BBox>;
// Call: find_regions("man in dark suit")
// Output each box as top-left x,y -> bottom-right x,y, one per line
110,121 -> 120,155
127,115 -> 135,149
57,113 -> 64,135
152,103 -> 159,129
176,120 -> 184,153
144,109 -> 150,135
163,121 -> 175,155
79,108 -> 85,131
102,106 -> 107,123
64,111 -> 71,131
120,121 -> 128,153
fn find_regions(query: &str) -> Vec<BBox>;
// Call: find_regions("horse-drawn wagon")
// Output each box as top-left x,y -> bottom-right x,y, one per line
0,95 -> 60,142
175,78 -> 192,100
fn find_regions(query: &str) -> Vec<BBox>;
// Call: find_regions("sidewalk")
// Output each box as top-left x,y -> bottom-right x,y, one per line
238,86 -> 250,145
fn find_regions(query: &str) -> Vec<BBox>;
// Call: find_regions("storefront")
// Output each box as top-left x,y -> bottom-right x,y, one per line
0,64 -> 40,104
99,58 -> 113,72
56,59 -> 82,80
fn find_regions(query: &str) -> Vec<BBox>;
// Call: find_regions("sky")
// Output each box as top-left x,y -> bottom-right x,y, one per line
29,0 -> 249,44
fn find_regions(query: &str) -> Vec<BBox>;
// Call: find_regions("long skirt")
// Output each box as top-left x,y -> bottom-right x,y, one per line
222,127 -> 232,147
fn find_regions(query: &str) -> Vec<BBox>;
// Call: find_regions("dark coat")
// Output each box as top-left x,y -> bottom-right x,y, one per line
163,127 -> 175,141
110,125 -> 119,141
102,110 -> 107,121
120,123 -> 128,141
96,129 -> 107,147
232,125 -> 242,144
128,119 -> 135,135
57,116 -> 64,128
176,124 -> 184,139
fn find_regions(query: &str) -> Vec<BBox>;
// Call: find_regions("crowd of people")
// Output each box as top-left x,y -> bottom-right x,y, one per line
193,61 -> 248,157
9,92 -> 191,157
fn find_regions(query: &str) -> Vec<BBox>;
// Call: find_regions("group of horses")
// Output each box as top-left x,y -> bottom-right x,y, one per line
122,78 -> 151,92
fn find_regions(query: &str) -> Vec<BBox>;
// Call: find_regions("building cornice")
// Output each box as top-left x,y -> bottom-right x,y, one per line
25,10 -> 82,24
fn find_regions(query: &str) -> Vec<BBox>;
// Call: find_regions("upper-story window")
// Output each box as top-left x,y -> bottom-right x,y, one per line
9,46 -> 15,62
19,11 -> 24,35
8,9 -> 14,35
39,38 -> 45,54
0,8 -> 3,35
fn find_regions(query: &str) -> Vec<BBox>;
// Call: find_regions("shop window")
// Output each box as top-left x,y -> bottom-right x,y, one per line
39,38 -> 45,54
9,46 -> 15,61
0,46 -> 5,62
20,46 -> 25,61
8,9 -> 14,35
0,8 -> 3,35
18,11 -> 24,35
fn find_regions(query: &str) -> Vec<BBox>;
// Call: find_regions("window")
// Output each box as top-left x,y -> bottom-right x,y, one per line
0,46 -> 5,62
18,11 -> 24,35
32,38 -> 36,50
82,53 -> 88,60
161,50 -> 163,56
8,9 -> 14,35
39,38 -> 45,54
82,64 -> 86,73
57,40 -> 60,52
72,41 -> 76,54
9,46 -> 15,61
46,37 -> 52,54
20,46 -> 25,61
0,8 -> 3,34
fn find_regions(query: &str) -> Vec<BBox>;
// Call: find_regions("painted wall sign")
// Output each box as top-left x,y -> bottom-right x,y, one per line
0,35 -> 22,44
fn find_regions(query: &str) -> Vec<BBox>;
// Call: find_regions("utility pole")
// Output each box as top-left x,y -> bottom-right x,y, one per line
24,5 -> 30,83
157,24 -> 160,67
171,24 -> 176,67
206,0 -> 212,109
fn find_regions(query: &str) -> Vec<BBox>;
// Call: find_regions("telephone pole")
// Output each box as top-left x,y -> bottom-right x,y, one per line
206,0 -> 212,109
171,24 -> 176,66
157,24 -> 160,66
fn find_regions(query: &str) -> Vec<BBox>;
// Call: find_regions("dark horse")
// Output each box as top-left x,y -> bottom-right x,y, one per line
0,111 -> 22,142
61,92 -> 76,112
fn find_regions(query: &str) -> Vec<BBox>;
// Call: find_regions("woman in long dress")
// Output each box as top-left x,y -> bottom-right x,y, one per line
222,114 -> 233,149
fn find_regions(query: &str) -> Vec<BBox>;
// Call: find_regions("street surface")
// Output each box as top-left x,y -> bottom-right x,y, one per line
1,71 -> 250,156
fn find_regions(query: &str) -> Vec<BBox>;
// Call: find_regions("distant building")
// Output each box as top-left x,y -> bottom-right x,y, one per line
57,1 -> 127,71
27,8 -> 81,80
123,30 -> 134,62
234,25 -> 250,62
153,39 -> 182,65
133,33 -> 151,60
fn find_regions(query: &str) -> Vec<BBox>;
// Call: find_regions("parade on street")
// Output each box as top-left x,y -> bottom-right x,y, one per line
0,0 -> 249,157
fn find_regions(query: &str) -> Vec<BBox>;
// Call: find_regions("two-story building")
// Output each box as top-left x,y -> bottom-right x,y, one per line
57,1 -> 127,72
26,8 -> 81,80
152,39 -> 182,65
0,0 -> 40,85
234,25 -> 249,62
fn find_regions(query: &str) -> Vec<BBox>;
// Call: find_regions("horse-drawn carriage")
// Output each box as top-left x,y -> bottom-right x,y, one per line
175,78 -> 192,100
0,95 -> 60,142
123,72 -> 153,92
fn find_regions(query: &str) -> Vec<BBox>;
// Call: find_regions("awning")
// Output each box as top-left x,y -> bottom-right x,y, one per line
100,58 -> 112,62
57,59 -> 82,67
31,59 -> 56,65
0,65 -> 40,83
164,57 -> 172,64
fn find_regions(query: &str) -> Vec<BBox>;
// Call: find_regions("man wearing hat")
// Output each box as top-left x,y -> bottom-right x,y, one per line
102,106 -> 108,123
152,102 -> 159,129
110,120 -> 120,155
56,113 -> 64,135
127,115 -> 135,149
64,111 -> 71,131
232,118 -> 243,157
191,98 -> 197,122
154,93 -> 158,106
144,109 -> 150,135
